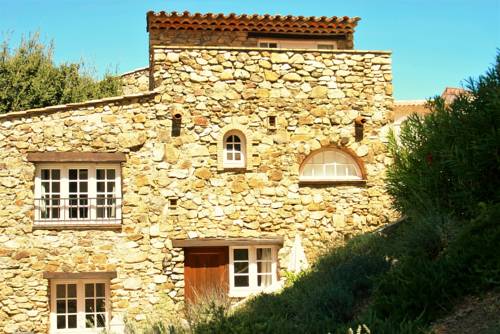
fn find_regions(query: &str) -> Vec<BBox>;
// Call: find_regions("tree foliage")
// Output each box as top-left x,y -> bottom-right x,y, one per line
0,33 -> 122,113
387,52 -> 500,219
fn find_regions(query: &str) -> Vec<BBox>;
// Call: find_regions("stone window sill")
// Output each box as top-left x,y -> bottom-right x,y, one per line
222,167 -> 248,173
299,179 -> 367,187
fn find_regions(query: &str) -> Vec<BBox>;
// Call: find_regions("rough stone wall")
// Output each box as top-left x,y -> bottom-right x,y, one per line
149,30 -> 257,48
121,67 -> 151,94
149,30 -> 353,49
0,47 -> 394,333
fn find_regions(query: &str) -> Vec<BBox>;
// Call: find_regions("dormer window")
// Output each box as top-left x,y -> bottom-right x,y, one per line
223,131 -> 246,168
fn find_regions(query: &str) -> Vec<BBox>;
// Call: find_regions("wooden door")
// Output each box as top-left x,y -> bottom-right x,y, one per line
184,247 -> 229,303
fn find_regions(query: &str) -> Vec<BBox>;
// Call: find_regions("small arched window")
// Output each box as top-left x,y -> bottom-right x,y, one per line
300,148 -> 363,182
223,131 -> 246,168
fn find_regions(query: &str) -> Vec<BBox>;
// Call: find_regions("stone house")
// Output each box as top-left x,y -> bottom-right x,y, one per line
0,11 -> 395,334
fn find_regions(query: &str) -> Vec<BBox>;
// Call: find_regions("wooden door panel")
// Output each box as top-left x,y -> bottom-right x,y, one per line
184,247 -> 229,303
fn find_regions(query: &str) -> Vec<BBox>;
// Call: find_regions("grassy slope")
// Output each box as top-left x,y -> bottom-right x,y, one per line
194,204 -> 500,334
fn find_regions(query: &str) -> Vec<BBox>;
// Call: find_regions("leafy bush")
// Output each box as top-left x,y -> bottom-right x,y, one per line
0,33 -> 122,113
387,53 -> 500,219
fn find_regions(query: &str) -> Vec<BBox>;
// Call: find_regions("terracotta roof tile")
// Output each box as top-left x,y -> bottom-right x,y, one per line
147,11 -> 360,35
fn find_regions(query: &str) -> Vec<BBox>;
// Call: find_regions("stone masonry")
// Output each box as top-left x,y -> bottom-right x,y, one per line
0,46 -> 394,333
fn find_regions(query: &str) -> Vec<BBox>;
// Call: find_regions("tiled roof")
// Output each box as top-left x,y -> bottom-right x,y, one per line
147,11 -> 360,35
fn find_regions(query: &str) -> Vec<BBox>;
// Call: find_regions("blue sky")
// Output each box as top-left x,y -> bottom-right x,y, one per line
1,0 -> 498,100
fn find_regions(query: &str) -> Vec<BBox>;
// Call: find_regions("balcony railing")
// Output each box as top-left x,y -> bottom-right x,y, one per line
34,197 -> 122,226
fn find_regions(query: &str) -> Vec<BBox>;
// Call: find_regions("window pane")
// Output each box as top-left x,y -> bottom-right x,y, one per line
96,283 -> 105,297
323,151 -> 335,163
258,274 -> 273,287
41,169 -> 50,180
79,169 -> 88,180
234,249 -> 248,261
69,169 -> 77,180
67,299 -> 77,313
257,248 -> 272,261
234,275 -> 249,287
107,169 -> 115,179
56,284 -> 65,298
96,313 -> 106,327
303,164 -> 313,177
68,315 -> 77,328
234,262 -> 249,274
68,284 -> 76,297
85,314 -> 95,328
96,298 -> 105,312
80,182 -> 88,193
234,144 -> 241,151
257,261 -> 272,274
52,182 -> 60,193
57,315 -> 66,329
312,165 -> 323,177
234,136 -> 241,143
347,165 -> 358,176
51,169 -> 60,180
234,153 -> 241,161
85,299 -> 94,312
312,153 -> 323,164
325,165 -> 335,177
337,165 -> 347,176
107,182 -> 115,193
42,182 -> 50,194
226,152 -> 233,160
56,300 -> 65,313
69,182 -> 77,193
97,182 -> 105,193
96,169 -> 105,180
85,284 -> 94,297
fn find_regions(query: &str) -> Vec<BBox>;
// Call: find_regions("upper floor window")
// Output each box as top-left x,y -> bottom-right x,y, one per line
259,42 -> 278,48
34,164 -> 121,227
223,131 -> 246,168
300,148 -> 363,182
229,246 -> 278,297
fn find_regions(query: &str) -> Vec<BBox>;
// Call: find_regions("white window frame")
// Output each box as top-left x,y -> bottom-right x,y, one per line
229,245 -> 278,297
299,149 -> 363,182
258,39 -> 337,50
34,163 -> 122,225
49,279 -> 110,334
223,131 -> 246,168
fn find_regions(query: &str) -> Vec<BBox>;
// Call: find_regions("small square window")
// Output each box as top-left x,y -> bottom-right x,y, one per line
169,198 -> 178,213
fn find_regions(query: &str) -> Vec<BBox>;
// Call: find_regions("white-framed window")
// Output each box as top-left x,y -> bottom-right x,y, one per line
223,131 -> 246,168
258,39 -> 337,49
259,42 -> 279,48
229,246 -> 278,297
300,149 -> 363,182
34,164 -> 121,225
50,279 -> 110,333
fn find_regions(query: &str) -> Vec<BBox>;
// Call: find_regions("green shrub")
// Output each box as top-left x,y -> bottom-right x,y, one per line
387,54 -> 500,219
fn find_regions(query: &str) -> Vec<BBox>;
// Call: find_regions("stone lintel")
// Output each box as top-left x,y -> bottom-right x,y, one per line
43,271 -> 117,280
172,237 -> 284,248
27,152 -> 126,163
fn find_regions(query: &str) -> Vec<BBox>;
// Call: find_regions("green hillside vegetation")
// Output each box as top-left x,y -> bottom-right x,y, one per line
127,53 -> 500,334
0,33 -> 121,114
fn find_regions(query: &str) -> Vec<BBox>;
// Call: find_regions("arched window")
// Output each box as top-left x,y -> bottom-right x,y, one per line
223,131 -> 246,168
300,148 -> 363,181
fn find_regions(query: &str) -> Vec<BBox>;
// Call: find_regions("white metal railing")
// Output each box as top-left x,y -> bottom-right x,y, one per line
34,197 -> 121,225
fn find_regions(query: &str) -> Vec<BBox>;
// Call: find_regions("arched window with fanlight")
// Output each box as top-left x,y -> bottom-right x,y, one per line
300,148 -> 364,182
223,131 -> 246,168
